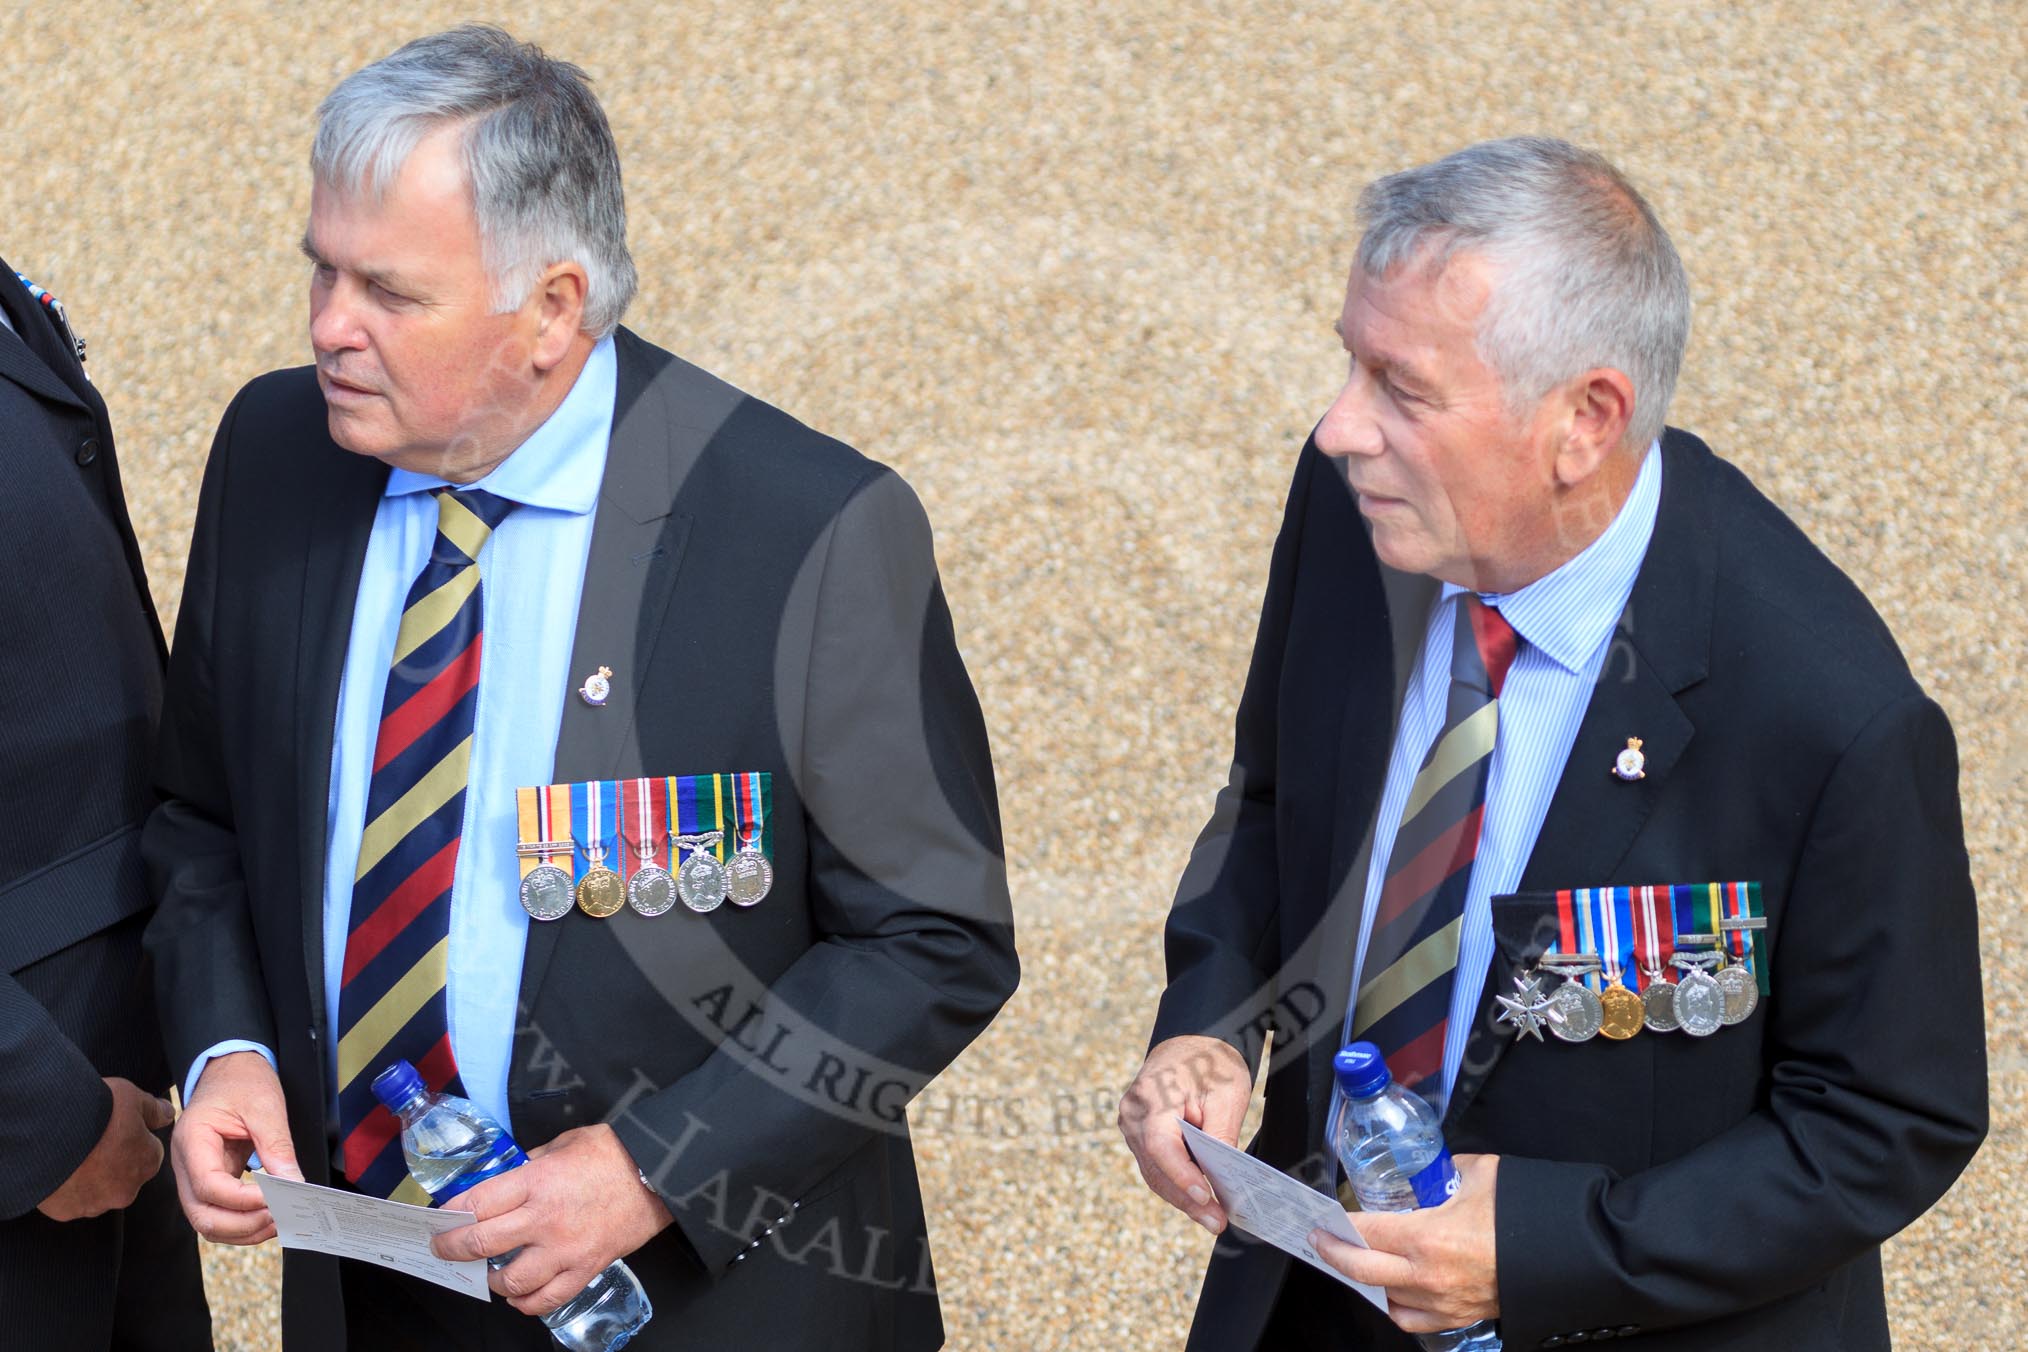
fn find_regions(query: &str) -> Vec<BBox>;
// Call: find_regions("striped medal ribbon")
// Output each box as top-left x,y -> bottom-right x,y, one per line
515,784 -> 575,921
673,776 -> 730,913
726,771 -> 776,907
1631,885 -> 1681,1031
1669,884 -> 1727,1036
1712,882 -> 1766,1023
624,776 -> 678,916
572,780 -> 625,918
1546,890 -> 1606,1042
1587,887 -> 1645,1039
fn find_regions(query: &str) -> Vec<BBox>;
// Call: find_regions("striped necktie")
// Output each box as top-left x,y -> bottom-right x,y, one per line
335,486 -> 513,1202
1350,594 -> 1519,1101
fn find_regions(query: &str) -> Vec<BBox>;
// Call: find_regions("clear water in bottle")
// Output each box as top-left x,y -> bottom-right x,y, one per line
373,1060 -> 654,1351
1331,1042 -> 1501,1352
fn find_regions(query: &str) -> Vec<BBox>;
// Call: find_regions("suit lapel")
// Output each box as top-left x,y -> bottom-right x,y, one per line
1444,434 -> 1715,1129
0,269 -> 88,413
294,437 -> 390,1038
515,331 -> 712,1021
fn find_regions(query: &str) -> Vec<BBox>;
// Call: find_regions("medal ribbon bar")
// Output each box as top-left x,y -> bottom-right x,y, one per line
1587,886 -> 1638,996
1629,884 -> 1676,992
621,775 -> 670,882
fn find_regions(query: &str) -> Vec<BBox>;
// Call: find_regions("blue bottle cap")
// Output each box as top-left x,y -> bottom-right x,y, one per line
1333,1042 -> 1393,1099
371,1060 -> 426,1112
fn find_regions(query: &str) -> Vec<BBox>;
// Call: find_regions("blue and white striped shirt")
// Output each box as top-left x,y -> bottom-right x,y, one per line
1345,442 -> 1663,1110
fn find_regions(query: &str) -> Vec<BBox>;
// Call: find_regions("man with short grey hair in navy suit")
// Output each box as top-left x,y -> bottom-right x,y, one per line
1121,137 -> 1984,1351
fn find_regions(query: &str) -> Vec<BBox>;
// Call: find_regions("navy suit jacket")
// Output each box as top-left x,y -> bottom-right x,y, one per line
145,329 -> 1018,1350
0,260 -> 209,1347
1155,430 -> 1985,1350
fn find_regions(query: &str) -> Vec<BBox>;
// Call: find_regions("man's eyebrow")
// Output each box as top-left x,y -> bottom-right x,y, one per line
297,237 -> 415,294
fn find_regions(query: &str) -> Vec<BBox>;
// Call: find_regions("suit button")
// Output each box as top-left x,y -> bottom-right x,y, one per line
1616,1329 -> 1639,1338
75,437 -> 99,466
1591,1331 -> 1616,1342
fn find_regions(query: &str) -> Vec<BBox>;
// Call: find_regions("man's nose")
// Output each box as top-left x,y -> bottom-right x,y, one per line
1314,376 -> 1382,459
309,282 -> 366,356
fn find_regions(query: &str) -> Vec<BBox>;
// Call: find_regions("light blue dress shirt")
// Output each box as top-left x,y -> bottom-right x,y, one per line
186,336 -> 616,1141
1345,442 -> 1662,1113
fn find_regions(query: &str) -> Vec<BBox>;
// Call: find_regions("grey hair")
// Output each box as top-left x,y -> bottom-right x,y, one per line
312,24 -> 637,338
1356,136 -> 1690,452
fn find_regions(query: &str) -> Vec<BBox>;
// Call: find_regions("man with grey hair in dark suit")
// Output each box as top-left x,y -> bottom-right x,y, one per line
0,260 -> 212,1347
1120,137 -> 1984,1350
148,24 -> 1016,1350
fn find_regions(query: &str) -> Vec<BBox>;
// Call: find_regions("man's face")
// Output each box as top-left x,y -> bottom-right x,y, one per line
1314,250 -> 1566,592
304,124 -> 539,475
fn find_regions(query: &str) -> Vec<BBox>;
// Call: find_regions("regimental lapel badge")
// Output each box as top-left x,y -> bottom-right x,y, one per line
1612,736 -> 1646,781
578,665 -> 613,707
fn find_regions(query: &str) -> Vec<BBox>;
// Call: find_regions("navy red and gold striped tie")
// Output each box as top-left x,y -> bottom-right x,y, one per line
335,487 -> 513,1203
1350,594 -> 1519,1099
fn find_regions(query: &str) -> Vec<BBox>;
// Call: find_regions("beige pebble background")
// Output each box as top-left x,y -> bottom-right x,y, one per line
4,2 -> 2022,1348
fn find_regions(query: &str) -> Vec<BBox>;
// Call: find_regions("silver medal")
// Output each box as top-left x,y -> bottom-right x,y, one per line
1494,972 -> 1555,1042
675,831 -> 729,913
1547,980 -> 1604,1042
1641,973 -> 1682,1033
1714,964 -> 1759,1025
628,863 -> 678,917
1672,967 -> 1725,1037
727,849 -> 774,907
519,863 -> 574,922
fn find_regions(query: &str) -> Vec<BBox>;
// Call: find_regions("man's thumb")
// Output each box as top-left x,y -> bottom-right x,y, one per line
249,1100 -> 304,1182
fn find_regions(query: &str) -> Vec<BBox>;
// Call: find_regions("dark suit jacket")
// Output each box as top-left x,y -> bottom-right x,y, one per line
1154,430 -> 1986,1351
0,260 -> 210,1348
144,328 -> 1018,1350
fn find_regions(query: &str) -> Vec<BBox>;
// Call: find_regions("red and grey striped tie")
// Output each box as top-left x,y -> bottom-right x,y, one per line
1351,594 -> 1519,1099
334,487 -> 513,1203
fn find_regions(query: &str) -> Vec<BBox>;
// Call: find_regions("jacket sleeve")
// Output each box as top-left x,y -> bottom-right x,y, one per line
606,467 -> 1019,1274
0,975 -> 112,1219
1147,442 -> 1319,1070
142,388 -> 279,1085
1496,692 -> 1988,1346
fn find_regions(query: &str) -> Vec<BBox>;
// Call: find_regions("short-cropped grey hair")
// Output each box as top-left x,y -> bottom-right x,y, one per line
1356,136 -> 1690,452
312,24 -> 638,338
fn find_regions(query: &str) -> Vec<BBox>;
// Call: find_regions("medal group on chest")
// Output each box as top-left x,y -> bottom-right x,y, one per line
513,772 -> 776,922
1495,882 -> 1767,1044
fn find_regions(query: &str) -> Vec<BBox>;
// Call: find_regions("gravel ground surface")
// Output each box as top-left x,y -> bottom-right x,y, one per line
4,3 -> 2021,1349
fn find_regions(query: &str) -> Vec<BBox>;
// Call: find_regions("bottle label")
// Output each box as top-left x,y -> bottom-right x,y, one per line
428,1136 -> 531,1204
1408,1149 -> 1460,1209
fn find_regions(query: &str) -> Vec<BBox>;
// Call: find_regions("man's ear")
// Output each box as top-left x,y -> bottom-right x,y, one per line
1553,366 -> 1637,487
531,262 -> 590,370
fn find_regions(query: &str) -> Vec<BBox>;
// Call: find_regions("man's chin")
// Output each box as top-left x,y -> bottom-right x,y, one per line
324,407 -> 392,460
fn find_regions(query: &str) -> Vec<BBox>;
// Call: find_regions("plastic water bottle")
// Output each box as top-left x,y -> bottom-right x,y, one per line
1331,1042 -> 1501,1351
372,1060 -> 653,1351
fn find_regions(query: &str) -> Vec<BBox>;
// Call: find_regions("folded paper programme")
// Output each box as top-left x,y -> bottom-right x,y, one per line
253,1171 -> 491,1299
1178,1118 -> 1388,1312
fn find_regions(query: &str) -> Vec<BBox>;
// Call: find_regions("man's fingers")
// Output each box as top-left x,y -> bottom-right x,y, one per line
142,1095 -> 177,1132
1196,1078 -> 1250,1149
506,1270 -> 584,1320
433,1209 -> 530,1263
446,1167 -> 531,1220
1312,1228 -> 1416,1290
185,1196 -> 278,1245
247,1114 -> 303,1183
180,1131 -> 269,1212
1132,1123 -> 1228,1234
489,1246 -> 564,1306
